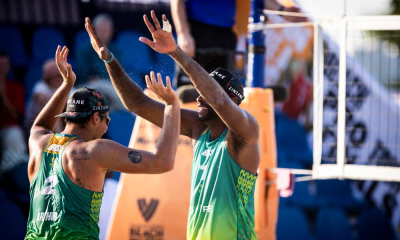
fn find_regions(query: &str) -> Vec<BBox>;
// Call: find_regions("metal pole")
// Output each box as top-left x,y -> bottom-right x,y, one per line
247,0 -> 266,88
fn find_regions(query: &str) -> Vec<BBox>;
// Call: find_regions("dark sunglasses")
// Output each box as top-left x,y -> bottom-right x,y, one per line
100,113 -> 111,125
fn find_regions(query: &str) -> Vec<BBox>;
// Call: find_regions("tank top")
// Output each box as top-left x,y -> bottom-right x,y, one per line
187,128 -> 258,240
25,133 -> 104,240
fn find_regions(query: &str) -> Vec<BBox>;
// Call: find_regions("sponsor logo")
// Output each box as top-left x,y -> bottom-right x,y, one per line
210,71 -> 226,79
228,86 -> 244,100
138,198 -> 159,222
189,205 -> 213,214
46,144 -> 62,152
93,105 -> 109,111
37,211 -> 58,221
130,225 -> 164,240
201,148 -> 214,157
68,99 -> 84,105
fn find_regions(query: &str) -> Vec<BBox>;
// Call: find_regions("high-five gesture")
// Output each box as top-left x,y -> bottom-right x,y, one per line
145,71 -> 178,106
139,11 -> 177,54
55,45 -> 76,85
84,17 -> 112,62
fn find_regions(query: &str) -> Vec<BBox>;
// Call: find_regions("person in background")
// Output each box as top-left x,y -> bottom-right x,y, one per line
171,0 -> 305,88
25,59 -> 68,134
0,51 -> 27,175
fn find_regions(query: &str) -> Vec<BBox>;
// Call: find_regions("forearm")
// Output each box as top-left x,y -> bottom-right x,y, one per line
171,0 -> 190,34
105,58 -> 148,112
154,102 -> 181,165
32,82 -> 73,131
168,47 -> 228,107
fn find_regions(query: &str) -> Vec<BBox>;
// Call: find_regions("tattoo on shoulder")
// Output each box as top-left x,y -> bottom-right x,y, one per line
128,151 -> 142,164
71,149 -> 90,161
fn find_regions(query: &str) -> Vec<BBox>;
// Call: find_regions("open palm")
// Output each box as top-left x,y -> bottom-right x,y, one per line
55,45 -> 76,84
139,11 -> 177,54
84,17 -> 112,61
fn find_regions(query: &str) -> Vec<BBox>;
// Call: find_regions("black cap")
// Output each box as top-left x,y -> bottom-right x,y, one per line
209,68 -> 244,104
55,87 -> 109,119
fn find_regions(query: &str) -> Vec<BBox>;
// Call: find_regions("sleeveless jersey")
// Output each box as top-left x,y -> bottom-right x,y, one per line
25,133 -> 104,240
187,128 -> 258,240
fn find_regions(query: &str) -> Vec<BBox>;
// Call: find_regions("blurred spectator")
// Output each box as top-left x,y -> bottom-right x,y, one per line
171,0 -> 305,88
76,13 -> 121,85
25,59 -> 66,134
279,59 -> 313,131
0,51 -> 28,174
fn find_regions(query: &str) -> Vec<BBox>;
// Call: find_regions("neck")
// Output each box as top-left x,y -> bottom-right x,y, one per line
205,118 -> 227,141
62,125 -> 93,141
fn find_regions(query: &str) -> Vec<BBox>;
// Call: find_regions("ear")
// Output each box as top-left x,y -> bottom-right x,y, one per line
231,97 -> 239,106
92,112 -> 100,126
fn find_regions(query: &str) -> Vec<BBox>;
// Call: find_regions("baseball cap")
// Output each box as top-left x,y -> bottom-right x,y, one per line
209,68 -> 245,104
55,87 -> 109,119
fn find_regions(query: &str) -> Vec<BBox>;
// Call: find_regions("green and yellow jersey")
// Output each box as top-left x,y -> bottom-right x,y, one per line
25,133 -> 103,240
188,128 -> 258,240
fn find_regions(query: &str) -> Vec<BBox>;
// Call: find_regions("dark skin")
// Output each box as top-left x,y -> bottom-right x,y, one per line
27,46 -> 181,192
85,11 -> 260,175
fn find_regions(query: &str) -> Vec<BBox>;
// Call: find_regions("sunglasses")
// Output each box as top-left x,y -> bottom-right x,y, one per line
100,113 -> 111,125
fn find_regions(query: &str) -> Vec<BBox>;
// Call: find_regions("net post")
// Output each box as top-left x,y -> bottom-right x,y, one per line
312,21 -> 324,179
247,0 -> 266,88
336,18 -> 348,179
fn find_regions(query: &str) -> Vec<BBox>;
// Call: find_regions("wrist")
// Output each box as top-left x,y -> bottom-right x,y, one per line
104,52 -> 114,64
166,101 -> 180,107
61,81 -> 74,88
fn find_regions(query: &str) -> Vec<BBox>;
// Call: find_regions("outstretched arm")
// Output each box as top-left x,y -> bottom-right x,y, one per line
30,46 -> 75,139
94,76 -> 181,174
84,17 -> 204,139
140,11 -> 259,142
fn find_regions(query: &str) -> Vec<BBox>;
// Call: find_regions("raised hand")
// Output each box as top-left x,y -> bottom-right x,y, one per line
84,17 -> 112,61
139,11 -> 177,54
145,71 -> 178,105
55,45 -> 76,85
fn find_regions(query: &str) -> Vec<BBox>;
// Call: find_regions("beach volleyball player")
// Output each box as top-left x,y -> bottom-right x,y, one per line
25,46 -> 181,239
85,10 -> 261,239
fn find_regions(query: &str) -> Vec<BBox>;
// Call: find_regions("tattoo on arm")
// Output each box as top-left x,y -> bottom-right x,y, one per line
128,151 -> 142,164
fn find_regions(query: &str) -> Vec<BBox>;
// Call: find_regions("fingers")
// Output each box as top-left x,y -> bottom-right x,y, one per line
150,71 -> 160,91
151,10 -> 162,30
145,75 -> 152,88
60,46 -> 66,60
63,47 -> 69,61
66,64 -> 72,78
157,73 -> 165,88
55,45 -> 61,61
143,14 -> 156,33
139,37 -> 155,49
166,76 -> 171,89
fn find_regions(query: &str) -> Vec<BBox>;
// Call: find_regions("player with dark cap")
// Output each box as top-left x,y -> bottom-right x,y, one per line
25,45 -> 181,239
85,10 -> 260,239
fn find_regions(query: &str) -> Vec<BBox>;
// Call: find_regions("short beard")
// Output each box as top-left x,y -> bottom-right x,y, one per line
198,106 -> 217,122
